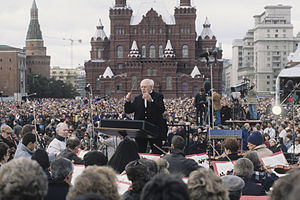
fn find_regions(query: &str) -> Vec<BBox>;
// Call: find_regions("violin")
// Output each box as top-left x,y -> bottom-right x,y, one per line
273,164 -> 299,174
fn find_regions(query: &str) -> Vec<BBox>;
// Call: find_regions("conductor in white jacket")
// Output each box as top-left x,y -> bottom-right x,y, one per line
47,123 -> 69,156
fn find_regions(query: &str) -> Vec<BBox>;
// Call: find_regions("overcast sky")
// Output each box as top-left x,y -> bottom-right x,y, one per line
1,0 -> 300,68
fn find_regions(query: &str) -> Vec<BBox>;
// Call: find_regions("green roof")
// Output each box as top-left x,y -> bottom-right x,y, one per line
0,45 -> 18,50
26,19 -> 43,40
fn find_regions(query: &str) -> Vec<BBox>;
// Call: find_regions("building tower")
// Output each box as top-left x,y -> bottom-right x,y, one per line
24,0 -> 50,79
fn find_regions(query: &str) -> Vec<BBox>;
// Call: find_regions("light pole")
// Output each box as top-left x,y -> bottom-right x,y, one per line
63,38 -> 82,68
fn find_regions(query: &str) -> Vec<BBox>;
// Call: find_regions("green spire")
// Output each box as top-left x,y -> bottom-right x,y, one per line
26,0 -> 43,40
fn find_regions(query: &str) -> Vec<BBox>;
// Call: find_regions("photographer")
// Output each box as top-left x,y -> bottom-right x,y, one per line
247,82 -> 258,120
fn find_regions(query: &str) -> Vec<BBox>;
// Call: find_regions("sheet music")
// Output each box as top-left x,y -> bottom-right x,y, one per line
186,153 -> 209,169
212,161 -> 235,176
139,153 -> 161,161
71,165 -> 85,185
260,152 -> 288,167
77,149 -> 89,159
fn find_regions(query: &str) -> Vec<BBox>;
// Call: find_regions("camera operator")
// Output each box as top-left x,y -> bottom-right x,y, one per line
231,98 -> 246,120
247,82 -> 258,120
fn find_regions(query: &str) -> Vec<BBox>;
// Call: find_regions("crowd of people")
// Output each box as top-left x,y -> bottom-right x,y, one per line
1,80 -> 300,199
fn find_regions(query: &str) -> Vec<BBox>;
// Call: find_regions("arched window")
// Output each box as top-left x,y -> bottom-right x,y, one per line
131,76 -> 137,90
96,78 -> 100,90
152,69 -> 157,76
115,82 -> 122,93
97,49 -> 101,59
147,69 -> 151,76
159,45 -> 164,58
149,45 -> 155,58
117,46 -> 123,58
182,45 -> 188,58
166,76 -> 172,90
105,86 -> 110,96
142,45 -> 146,58
182,82 -> 188,92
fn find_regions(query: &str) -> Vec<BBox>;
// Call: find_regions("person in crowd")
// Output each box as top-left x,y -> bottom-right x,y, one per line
123,159 -> 151,200
211,90 -> 222,126
275,137 -> 287,153
13,120 -> 22,139
140,174 -> 189,200
66,166 -> 120,200
287,137 -> 300,154
269,169 -> 300,200
247,131 -> 273,158
221,175 -> 245,200
268,138 -> 278,153
108,137 -> 140,174
247,82 -> 258,120
0,142 -> 9,167
0,157 -> 48,200
285,134 -> 293,150
194,88 -> 207,126
221,101 -> 232,125
188,168 -> 229,200
59,136 -> 84,164
244,151 -> 278,191
83,150 -> 108,167
188,132 -> 201,154
31,148 -> 52,180
139,158 -> 158,178
44,157 -> 74,200
167,126 -> 177,147
263,122 -> 276,139
80,133 -> 90,150
234,158 -> 266,196
217,138 -> 242,161
278,124 -> 287,143
0,124 -> 16,150
241,123 -> 251,151
125,79 -> 167,154
263,133 -> 270,147
231,98 -> 246,120
14,132 -> 37,159
21,124 -> 36,137
162,135 -> 199,177
47,122 -> 69,156
155,158 -> 169,174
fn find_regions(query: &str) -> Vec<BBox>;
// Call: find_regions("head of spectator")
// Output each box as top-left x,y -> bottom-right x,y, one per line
0,142 -> 9,164
188,168 -> 229,200
51,157 -> 74,184
56,122 -> 69,138
294,137 -> 300,146
247,131 -> 263,150
141,174 -> 189,200
83,151 -> 107,167
286,129 -> 293,136
243,151 -> 261,170
222,138 -> 239,154
221,175 -> 245,200
0,125 -> 13,139
66,136 -> 81,154
244,123 -> 250,130
22,133 -> 37,152
32,148 -> 50,170
66,166 -> 120,200
125,159 -> 151,194
269,169 -> 300,200
0,157 -> 48,200
21,124 -> 35,137
155,158 -> 169,174
139,158 -> 158,178
269,138 -> 276,147
171,135 -> 185,151
263,133 -> 270,143
108,137 -> 140,174
286,134 -> 292,142
234,158 -> 254,179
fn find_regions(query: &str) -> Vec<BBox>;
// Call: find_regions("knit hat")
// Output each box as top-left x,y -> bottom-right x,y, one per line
83,151 -> 107,167
221,175 -> 245,191
247,131 -> 263,146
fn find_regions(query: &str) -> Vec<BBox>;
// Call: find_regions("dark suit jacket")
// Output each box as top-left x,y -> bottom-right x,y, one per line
242,178 -> 266,196
125,91 -> 166,140
194,93 -> 206,110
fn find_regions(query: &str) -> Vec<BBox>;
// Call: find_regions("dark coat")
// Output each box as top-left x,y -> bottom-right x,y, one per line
122,190 -> 140,200
217,153 -> 242,161
162,148 -> 200,177
59,149 -> 84,165
242,178 -> 266,196
44,180 -> 70,200
194,93 -> 206,110
124,91 -> 166,140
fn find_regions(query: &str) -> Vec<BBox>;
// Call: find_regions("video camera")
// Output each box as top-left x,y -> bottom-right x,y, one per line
231,82 -> 249,98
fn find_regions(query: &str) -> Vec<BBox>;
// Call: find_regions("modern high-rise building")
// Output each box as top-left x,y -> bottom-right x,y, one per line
85,0 -> 223,98
24,0 -> 50,79
232,4 -> 300,96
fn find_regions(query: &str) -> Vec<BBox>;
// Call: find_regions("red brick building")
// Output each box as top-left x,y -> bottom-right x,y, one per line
85,0 -> 223,98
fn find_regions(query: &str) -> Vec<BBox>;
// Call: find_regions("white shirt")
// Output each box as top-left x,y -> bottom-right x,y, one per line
279,130 -> 287,143
47,138 -> 66,155
264,127 -> 276,139
288,144 -> 300,154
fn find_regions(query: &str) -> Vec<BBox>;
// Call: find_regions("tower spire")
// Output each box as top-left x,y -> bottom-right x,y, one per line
115,0 -> 126,7
26,0 -> 42,40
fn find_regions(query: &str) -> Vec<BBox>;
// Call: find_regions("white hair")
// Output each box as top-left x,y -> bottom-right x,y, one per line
56,122 -> 68,133
141,79 -> 154,88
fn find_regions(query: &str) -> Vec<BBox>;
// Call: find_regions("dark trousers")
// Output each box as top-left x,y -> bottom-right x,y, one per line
196,107 -> 205,126
135,137 -> 162,154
